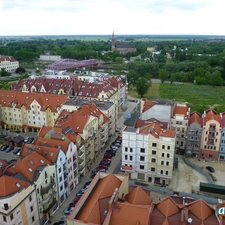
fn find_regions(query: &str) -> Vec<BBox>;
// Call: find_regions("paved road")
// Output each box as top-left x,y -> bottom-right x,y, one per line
50,100 -> 138,224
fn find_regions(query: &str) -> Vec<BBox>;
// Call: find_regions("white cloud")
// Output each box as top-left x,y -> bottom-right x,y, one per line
0,0 -> 224,35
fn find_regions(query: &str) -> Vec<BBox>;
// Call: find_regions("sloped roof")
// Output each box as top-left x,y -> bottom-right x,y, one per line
0,175 -> 30,197
0,56 -> 17,62
125,186 -> 152,205
221,112 -> 225,128
173,105 -> 189,118
134,118 -> 168,130
189,111 -> 203,126
204,109 -> 220,125
109,201 -> 151,225
142,99 -> 155,113
187,199 -> 217,222
77,174 -> 122,224
6,151 -> 51,182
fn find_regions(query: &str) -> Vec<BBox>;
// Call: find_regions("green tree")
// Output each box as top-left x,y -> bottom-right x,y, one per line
136,77 -> 150,97
115,57 -> 123,64
127,70 -> 139,88
210,70 -> 223,87
159,69 -> 168,83
195,76 -> 206,85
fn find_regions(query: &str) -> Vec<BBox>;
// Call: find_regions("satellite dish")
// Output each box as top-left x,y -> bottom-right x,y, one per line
188,218 -> 193,223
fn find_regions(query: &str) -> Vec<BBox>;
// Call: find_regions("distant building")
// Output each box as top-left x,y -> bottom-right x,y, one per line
39,55 -> 61,61
111,31 -> 136,54
0,56 -> 19,72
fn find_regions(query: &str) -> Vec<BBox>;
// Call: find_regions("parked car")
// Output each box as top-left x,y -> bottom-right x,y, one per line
69,202 -> 76,207
27,137 -> 34,144
100,159 -> 111,165
105,150 -> 116,156
100,161 -> 111,167
76,191 -> 83,197
103,155 -> 112,160
74,196 -> 81,203
64,206 -> 75,215
97,165 -> 108,170
0,134 -> 6,138
1,145 -> 9,151
110,145 -> 119,150
53,221 -> 64,225
13,147 -> 21,154
24,137 -> 29,143
5,146 -> 14,153
101,158 -> 112,163
206,166 -> 215,173
97,168 -> 107,173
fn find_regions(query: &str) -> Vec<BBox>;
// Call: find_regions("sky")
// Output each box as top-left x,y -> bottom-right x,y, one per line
0,0 -> 224,36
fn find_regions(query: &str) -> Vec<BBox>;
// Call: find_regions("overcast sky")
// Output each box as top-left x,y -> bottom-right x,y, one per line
0,0 -> 224,36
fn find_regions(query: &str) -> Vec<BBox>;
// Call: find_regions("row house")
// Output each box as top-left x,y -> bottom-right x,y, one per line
186,112 -> 203,156
201,109 -> 221,159
4,152 -> 58,225
170,104 -> 190,154
0,56 -> 19,72
12,75 -> 125,118
121,120 -> 176,185
219,112 -> 225,160
0,90 -> 67,132
62,99 -> 116,138
38,108 -> 99,178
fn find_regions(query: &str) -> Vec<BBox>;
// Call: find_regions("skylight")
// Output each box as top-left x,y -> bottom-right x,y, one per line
16,182 -> 21,188
28,168 -> 33,172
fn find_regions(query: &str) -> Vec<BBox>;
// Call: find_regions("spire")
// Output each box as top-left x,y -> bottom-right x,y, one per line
112,30 -> 115,51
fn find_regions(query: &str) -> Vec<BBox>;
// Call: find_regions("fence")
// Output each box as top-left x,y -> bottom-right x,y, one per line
183,156 -> 214,184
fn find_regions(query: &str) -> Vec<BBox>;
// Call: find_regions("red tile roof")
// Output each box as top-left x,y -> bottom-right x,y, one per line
141,98 -> 155,113
0,56 -> 17,62
125,186 -> 152,205
134,118 -> 168,129
204,109 -> 221,125
189,111 -> 203,126
0,175 -> 30,197
173,105 -> 189,118
6,151 -> 51,182
76,174 -> 122,224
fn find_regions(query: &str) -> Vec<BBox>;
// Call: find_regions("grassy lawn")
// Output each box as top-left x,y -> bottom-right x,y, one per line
129,83 -> 225,113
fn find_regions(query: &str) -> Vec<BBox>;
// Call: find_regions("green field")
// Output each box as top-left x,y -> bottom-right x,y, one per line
129,83 -> 225,113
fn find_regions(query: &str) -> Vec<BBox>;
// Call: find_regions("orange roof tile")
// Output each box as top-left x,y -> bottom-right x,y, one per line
125,186 -> 152,205
173,105 -> 189,117
189,111 -> 203,126
204,109 -> 220,125
109,201 -> 151,225
0,175 -> 30,197
142,98 -> 155,113
77,174 -> 122,224
6,151 -> 51,182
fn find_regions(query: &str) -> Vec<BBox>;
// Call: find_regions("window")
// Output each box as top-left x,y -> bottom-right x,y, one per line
10,213 -> 14,220
151,167 -> 155,172
167,153 -> 170,158
3,215 -> 7,222
59,176 -> 62,182
152,150 -> 156,155
130,156 -> 133,161
32,216 -> 35,222
58,167 -> 62,173
160,170 -> 163,174
161,161 -> 164,165
29,195 -> 32,202
167,146 -> 170,150
166,171 -> 169,175
140,156 -> 145,161
30,206 -> 34,212
151,158 -> 156,163
140,165 -> 144,170
60,185 -> 63,191
166,161 -> 169,166
140,148 -> 145,153
161,153 -> 164,157
125,147 -> 128,152
125,155 -> 128,160
162,145 -> 165,149
130,148 -> 133,152
152,143 -> 157,147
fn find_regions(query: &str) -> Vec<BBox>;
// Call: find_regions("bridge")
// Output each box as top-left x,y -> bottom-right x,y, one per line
48,58 -> 98,70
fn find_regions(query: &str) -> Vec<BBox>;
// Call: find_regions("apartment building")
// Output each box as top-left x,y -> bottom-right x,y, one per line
170,104 -> 190,154
201,109 -> 221,159
186,112 -> 203,156
0,90 -> 67,132
0,160 -> 39,225
219,112 -> 225,160
0,56 -> 19,72
121,120 -> 176,185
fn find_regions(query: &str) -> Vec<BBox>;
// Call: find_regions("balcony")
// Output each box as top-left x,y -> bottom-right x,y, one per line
78,150 -> 84,157
41,181 -> 55,195
43,198 -> 57,214
121,165 -> 133,172
78,165 -> 84,172
85,150 -> 91,156
207,140 -> 214,145
78,158 -> 84,165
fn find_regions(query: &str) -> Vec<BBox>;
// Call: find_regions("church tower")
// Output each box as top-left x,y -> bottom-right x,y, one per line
111,31 -> 115,51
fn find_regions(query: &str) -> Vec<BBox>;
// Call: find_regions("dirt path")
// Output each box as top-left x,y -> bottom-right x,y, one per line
168,157 -> 208,193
